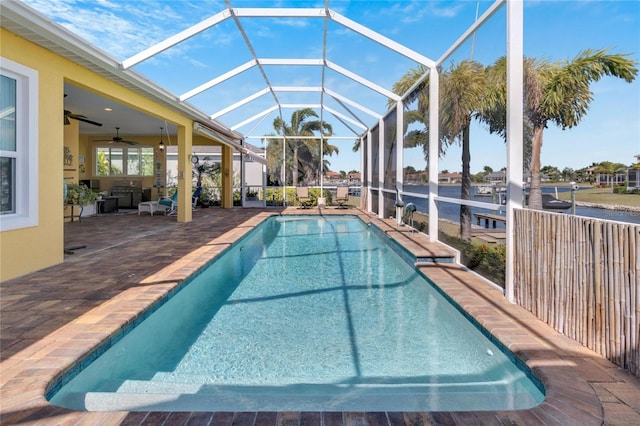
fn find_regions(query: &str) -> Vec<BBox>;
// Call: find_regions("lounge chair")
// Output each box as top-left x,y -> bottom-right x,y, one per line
157,190 -> 179,215
296,186 -> 313,209
335,186 -> 349,209
148,186 -> 201,216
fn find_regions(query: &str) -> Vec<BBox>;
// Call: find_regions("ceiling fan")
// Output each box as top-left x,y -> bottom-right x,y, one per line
63,94 -> 102,127
64,109 -> 103,127
94,127 -> 138,145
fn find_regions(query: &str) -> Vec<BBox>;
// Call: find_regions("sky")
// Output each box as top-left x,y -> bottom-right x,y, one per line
23,0 -> 640,174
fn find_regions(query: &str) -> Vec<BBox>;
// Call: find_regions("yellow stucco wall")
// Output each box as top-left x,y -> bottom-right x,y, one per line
1,29 -> 65,281
0,28 -> 195,281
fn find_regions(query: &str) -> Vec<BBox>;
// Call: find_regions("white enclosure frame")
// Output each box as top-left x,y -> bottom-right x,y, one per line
7,0 -> 524,301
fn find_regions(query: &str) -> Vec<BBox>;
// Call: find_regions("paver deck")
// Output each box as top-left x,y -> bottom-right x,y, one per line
1,206 -> 639,425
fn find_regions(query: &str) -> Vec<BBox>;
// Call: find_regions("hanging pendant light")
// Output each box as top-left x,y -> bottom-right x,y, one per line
158,127 -> 165,151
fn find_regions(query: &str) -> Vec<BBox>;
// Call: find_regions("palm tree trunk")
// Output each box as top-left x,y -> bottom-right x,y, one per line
610,174 -> 614,193
528,126 -> 544,210
292,143 -> 299,186
460,125 -> 472,241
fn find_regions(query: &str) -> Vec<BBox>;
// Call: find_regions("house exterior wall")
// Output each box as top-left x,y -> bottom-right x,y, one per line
1,28 -> 65,281
0,28 -> 195,281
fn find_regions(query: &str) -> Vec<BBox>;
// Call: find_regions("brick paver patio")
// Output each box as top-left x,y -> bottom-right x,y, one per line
1,206 -> 639,425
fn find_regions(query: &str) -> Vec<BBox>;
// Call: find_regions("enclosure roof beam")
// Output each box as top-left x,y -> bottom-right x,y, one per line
280,103 -> 322,109
121,10 -> 231,69
225,2 -> 284,127
437,0 -> 504,65
180,60 -> 257,101
327,10 -> 435,68
326,61 -> 399,100
325,88 -> 381,120
231,106 -> 279,131
323,106 -> 368,132
258,58 -> 323,66
210,88 -> 271,119
232,8 -> 325,18
328,97 -> 368,129
193,122 -> 267,165
271,86 -> 323,92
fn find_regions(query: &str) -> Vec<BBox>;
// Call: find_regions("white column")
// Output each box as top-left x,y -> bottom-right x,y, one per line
505,0 -> 524,303
378,118 -> 385,218
282,136 -> 287,205
366,130 -> 373,212
428,66 -> 440,242
395,100 -> 404,226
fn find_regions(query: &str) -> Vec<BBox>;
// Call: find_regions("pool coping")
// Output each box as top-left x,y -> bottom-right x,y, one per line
2,208 -> 639,425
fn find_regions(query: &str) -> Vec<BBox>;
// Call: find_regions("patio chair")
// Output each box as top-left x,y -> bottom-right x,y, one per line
335,186 -> 349,209
191,186 -> 202,209
157,190 -> 178,215
296,186 -> 313,209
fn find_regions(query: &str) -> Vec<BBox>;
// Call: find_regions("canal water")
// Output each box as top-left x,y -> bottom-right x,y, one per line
402,185 -> 640,227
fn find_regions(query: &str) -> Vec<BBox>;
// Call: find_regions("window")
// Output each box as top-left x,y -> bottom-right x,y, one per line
96,146 -> 154,176
0,58 -> 38,231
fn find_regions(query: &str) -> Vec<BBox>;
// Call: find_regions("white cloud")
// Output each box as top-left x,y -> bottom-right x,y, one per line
274,18 -> 309,28
22,0 -> 226,59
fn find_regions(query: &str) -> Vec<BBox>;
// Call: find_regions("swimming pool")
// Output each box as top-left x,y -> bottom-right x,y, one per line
48,215 -> 544,412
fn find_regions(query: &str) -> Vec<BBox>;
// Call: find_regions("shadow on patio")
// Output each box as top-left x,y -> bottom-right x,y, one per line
0,207 -> 280,360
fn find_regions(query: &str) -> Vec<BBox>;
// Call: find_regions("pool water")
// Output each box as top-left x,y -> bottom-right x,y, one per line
48,215 -> 544,412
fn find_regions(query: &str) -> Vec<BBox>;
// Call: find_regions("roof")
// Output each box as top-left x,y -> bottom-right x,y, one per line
0,0 -> 260,160
1,0 -> 505,151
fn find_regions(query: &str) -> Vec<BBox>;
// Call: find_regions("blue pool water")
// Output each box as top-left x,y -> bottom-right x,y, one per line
48,215 -> 544,412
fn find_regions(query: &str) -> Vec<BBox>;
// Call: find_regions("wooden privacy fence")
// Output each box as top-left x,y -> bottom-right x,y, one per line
514,209 -> 639,377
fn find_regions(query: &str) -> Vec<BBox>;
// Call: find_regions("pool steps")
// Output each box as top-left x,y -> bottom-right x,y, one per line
365,218 -> 456,266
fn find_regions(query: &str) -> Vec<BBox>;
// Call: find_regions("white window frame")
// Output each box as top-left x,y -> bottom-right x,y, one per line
0,58 -> 38,231
95,146 -> 154,177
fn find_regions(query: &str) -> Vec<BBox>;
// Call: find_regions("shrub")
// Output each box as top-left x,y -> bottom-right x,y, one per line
438,232 -> 506,287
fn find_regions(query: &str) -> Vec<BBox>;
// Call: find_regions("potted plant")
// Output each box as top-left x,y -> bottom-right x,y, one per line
246,190 -> 259,201
198,187 -> 212,208
65,183 -> 98,206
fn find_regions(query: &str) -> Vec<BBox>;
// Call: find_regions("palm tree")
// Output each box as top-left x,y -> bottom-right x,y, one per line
483,50 -> 637,210
479,57 -> 535,173
387,61 -> 486,241
386,65 -> 432,159
296,138 -> 339,185
263,135 -> 287,185
272,108 -> 333,186
439,60 -> 486,240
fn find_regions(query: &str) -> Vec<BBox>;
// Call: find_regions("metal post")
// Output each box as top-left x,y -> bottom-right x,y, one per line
505,0 -> 524,303
396,100 -> 404,226
378,118 -> 385,218
428,66 -> 439,242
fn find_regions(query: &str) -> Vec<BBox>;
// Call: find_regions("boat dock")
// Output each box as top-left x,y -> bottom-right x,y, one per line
474,212 -> 507,228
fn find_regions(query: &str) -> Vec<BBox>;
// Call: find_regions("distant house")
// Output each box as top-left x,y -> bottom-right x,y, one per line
438,172 -> 462,184
597,173 -> 626,187
584,166 -> 599,182
348,172 -> 361,184
405,172 -> 428,184
324,171 -> 341,181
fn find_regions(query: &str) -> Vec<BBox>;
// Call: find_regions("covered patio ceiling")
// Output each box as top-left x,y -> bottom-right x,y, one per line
2,0 -> 505,157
